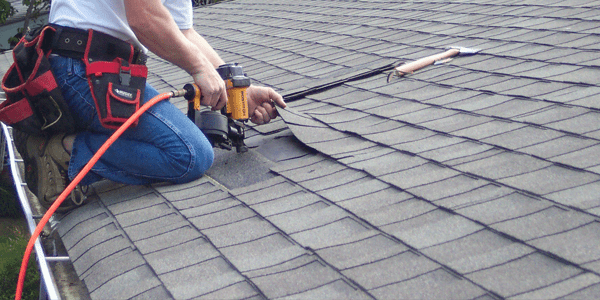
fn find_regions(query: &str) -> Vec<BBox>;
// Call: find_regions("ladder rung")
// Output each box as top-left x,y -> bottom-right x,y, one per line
45,256 -> 70,262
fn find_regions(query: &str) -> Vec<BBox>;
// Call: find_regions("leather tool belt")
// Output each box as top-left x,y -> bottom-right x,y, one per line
1,24 -> 148,133
0,25 -> 75,135
51,24 -> 148,129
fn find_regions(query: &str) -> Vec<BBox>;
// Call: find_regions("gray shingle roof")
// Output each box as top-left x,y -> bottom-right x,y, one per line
2,0 -> 600,299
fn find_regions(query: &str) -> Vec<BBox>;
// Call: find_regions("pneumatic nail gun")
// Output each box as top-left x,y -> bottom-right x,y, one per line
184,63 -> 250,153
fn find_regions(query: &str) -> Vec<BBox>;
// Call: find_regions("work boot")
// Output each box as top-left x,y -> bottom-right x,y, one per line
13,130 -> 88,213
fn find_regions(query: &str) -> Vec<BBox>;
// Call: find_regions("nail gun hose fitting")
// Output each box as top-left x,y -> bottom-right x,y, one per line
182,83 -> 202,110
15,91 -> 173,300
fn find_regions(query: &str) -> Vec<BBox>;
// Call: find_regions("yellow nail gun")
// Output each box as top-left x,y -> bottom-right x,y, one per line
184,63 -> 251,153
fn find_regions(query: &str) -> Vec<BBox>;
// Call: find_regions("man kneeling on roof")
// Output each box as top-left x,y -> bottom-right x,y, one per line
11,0 -> 286,212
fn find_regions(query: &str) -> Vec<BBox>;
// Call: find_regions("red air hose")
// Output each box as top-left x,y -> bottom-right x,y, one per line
15,92 -> 173,300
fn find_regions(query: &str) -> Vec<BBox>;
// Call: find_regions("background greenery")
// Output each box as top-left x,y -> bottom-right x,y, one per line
0,179 -> 19,218
0,0 -> 15,24
0,223 -> 40,300
0,0 -> 50,25
0,0 -> 51,48
0,153 -> 39,299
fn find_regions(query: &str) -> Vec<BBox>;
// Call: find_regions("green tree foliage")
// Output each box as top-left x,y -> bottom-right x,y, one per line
0,1 -> 50,25
0,225 -> 40,300
0,0 -> 51,47
0,0 -> 16,24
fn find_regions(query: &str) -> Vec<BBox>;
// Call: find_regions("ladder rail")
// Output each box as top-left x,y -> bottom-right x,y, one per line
1,123 -> 62,300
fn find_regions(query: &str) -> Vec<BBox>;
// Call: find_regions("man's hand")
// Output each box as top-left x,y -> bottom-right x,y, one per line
192,69 -> 228,110
247,86 -> 286,125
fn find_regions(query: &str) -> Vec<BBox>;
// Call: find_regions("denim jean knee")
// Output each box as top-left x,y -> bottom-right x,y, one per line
49,56 -> 214,185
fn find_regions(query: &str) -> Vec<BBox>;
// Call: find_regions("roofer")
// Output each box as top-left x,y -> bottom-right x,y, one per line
11,0 -> 286,211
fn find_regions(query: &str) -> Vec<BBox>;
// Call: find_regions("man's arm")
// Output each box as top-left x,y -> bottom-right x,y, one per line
124,0 -> 227,110
181,28 -> 224,68
125,0 -> 286,123
181,27 -> 286,124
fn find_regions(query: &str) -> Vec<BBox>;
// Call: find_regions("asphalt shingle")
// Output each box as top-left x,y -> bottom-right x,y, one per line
3,0 -> 598,298
465,253 -> 583,298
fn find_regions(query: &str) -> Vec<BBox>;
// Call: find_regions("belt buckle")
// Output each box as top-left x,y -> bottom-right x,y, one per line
119,62 -> 131,86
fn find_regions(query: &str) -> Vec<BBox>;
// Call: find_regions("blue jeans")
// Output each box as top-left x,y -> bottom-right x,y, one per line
49,56 -> 214,186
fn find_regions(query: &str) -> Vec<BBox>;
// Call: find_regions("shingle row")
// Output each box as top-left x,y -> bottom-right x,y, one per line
231,165 -> 499,299
51,0 -> 600,298
277,113 -> 600,297
158,176 -> 380,299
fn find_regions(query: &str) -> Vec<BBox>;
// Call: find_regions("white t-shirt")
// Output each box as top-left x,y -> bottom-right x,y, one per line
49,0 -> 193,52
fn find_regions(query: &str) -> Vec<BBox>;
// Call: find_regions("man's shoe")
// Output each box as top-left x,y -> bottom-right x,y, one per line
14,131 -> 87,212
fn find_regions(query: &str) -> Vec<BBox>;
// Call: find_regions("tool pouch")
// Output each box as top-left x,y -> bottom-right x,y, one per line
0,26 -> 75,135
83,30 -> 147,130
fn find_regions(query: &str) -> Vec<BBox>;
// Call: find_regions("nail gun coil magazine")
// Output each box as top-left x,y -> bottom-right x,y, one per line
185,63 -> 250,153
192,110 -> 247,153
194,110 -> 228,147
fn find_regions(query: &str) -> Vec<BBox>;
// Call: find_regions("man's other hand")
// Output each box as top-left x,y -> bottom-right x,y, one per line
247,85 -> 286,125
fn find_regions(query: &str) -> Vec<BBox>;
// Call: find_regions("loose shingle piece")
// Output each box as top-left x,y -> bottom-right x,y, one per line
3,0 -> 596,298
